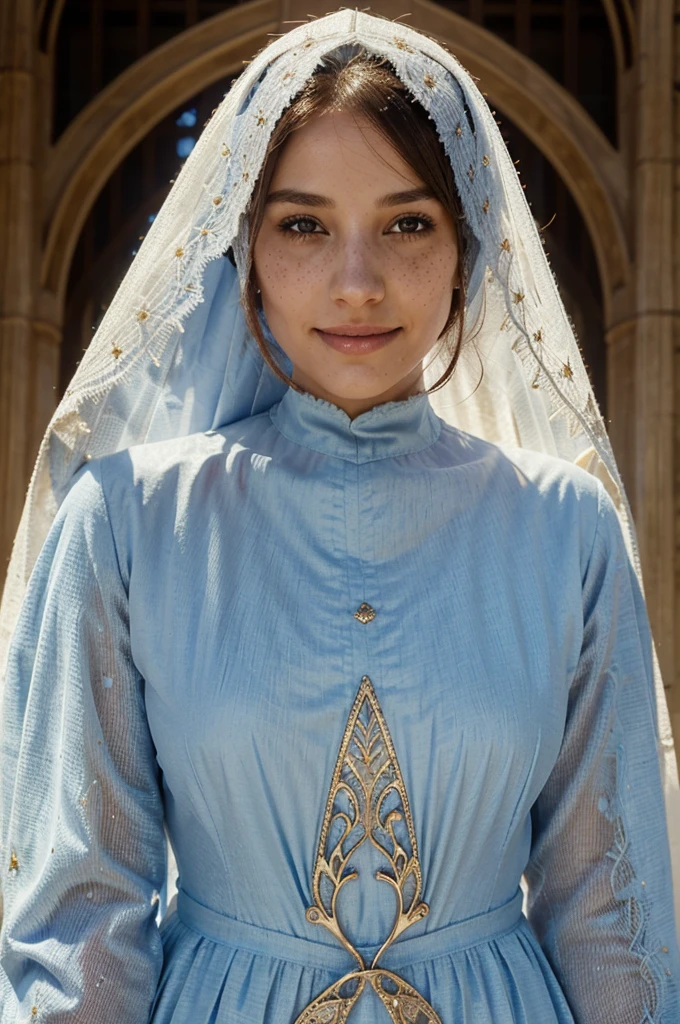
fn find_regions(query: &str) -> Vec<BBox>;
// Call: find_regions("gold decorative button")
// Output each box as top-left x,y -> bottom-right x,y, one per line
354,603 -> 376,624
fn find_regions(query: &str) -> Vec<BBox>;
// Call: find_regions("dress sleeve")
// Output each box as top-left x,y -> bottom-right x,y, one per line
0,459 -> 166,1022
524,480 -> 680,1023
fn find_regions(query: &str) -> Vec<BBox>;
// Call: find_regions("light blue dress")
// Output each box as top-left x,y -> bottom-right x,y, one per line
1,386 -> 678,1023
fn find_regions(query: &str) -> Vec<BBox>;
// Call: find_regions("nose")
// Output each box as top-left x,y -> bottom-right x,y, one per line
328,235 -> 386,307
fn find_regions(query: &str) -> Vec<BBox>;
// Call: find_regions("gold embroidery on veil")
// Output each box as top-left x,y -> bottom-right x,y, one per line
294,677 -> 441,1024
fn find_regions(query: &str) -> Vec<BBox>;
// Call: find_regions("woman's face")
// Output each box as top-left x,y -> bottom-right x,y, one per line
252,110 -> 460,417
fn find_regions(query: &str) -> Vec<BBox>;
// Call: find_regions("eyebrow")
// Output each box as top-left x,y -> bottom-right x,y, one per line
264,187 -> 437,208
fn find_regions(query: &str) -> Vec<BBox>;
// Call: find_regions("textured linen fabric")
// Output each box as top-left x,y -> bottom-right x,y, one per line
0,387 -> 678,1023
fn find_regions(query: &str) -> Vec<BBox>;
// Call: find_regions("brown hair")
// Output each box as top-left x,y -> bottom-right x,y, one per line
241,45 -> 468,393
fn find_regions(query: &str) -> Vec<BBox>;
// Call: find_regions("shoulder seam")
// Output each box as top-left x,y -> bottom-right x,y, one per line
582,477 -> 606,585
94,459 -> 127,592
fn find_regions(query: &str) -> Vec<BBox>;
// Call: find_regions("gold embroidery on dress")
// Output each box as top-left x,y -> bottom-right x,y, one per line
294,676 -> 441,1024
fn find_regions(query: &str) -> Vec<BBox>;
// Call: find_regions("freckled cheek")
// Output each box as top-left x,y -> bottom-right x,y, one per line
391,255 -> 455,314
258,249 -> 327,306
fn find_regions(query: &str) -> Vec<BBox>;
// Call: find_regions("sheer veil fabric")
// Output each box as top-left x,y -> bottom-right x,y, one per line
1,8 -> 678,923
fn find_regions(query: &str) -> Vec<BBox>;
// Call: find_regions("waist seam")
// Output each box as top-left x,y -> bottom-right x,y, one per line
176,913 -> 340,972
175,887 -> 525,972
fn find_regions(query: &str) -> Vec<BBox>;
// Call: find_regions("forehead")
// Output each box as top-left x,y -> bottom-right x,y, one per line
270,110 -> 423,190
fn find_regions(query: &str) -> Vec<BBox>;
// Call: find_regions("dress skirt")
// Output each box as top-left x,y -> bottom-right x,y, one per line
149,888 -> 575,1023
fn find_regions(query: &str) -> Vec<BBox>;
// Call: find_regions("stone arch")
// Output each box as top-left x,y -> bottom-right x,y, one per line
42,0 -> 630,327
599,0 -> 636,73
36,0 -> 69,55
41,0 -> 279,307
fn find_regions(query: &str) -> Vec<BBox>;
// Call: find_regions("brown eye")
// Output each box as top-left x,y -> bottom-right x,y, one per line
278,216 -> 325,237
388,214 -> 435,235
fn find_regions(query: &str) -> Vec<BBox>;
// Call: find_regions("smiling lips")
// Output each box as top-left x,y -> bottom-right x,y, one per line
315,324 -> 401,354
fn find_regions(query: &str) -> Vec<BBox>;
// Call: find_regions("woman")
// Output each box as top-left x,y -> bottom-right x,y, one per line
0,10 -> 678,1023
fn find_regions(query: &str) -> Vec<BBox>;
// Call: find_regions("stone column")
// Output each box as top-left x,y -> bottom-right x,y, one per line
0,0 -> 35,582
29,39 -> 62,486
673,0 -> 680,743
634,0 -> 677,711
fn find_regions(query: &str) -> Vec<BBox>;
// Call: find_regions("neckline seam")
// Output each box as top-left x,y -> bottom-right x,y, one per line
269,406 -> 442,464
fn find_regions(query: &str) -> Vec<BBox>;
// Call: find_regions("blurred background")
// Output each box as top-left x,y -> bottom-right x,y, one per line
0,0 -> 678,747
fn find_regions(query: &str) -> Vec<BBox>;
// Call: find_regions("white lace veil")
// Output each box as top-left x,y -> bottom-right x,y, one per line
1,8 -> 678,919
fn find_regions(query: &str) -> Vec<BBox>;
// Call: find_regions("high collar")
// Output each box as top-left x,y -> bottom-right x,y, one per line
269,386 -> 441,464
